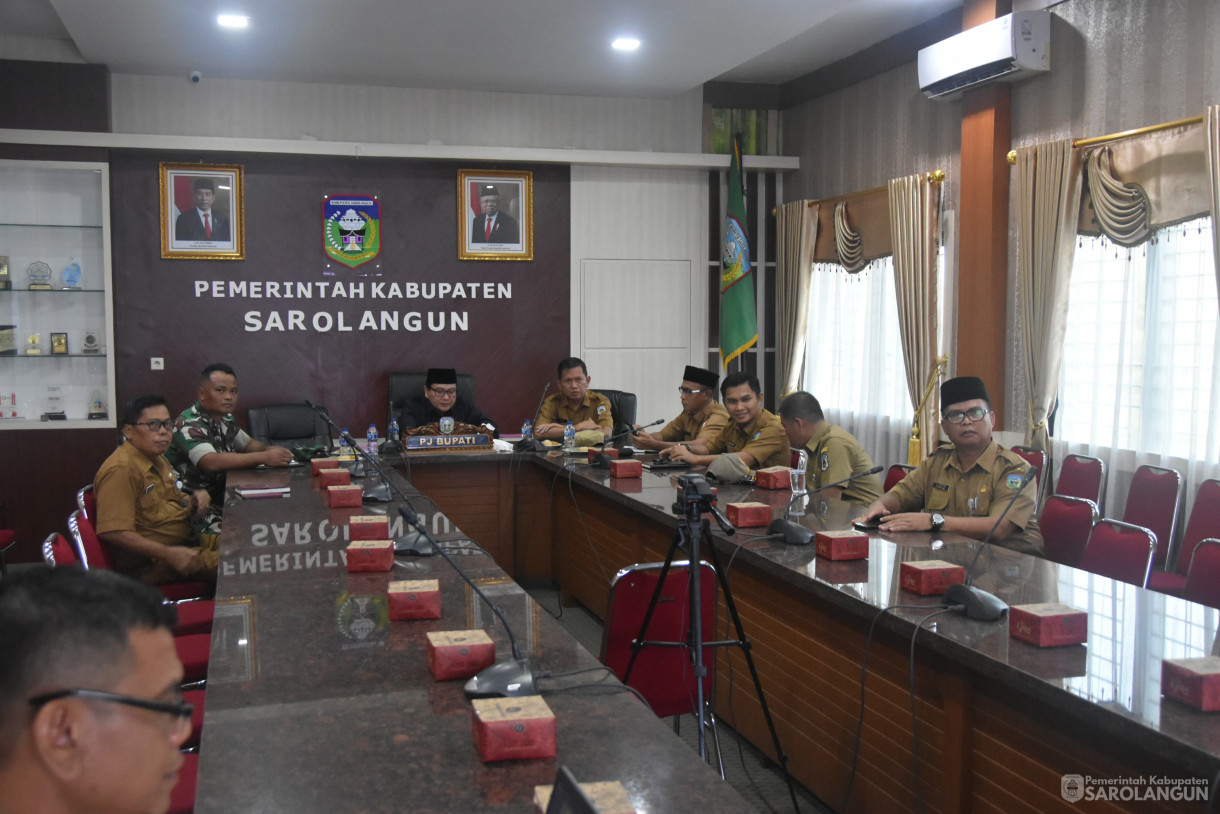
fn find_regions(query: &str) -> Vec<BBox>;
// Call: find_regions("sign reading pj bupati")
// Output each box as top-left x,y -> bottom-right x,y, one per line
323,195 -> 381,268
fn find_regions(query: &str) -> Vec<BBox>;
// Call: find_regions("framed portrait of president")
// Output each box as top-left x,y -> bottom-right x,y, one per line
458,169 -> 533,261
159,162 -> 245,260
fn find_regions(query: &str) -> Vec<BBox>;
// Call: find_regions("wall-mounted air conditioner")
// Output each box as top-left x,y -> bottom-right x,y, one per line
917,10 -> 1050,101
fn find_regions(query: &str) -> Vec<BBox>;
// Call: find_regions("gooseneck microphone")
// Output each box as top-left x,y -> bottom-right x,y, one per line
942,465 -> 1040,622
590,419 -> 665,466
514,382 -> 551,452
768,465 -> 885,546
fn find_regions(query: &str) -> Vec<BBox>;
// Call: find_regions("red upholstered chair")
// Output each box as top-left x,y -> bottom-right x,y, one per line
1039,495 -> 1098,568
1078,519 -> 1157,588
169,751 -> 198,814
175,633 -> 211,685
1057,454 -> 1107,511
0,528 -> 15,577
1121,464 -> 1183,570
1182,539 -> 1220,610
1149,479 -> 1220,597
600,560 -> 723,776
77,483 -> 97,523
883,464 -> 915,493
41,532 -> 82,567
1010,446 -> 1048,480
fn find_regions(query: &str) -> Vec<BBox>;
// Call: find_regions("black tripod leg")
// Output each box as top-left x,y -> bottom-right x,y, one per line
622,525 -> 684,686
701,520 -> 801,814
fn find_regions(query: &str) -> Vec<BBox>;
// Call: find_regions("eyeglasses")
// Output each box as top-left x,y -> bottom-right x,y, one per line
134,419 -> 175,432
678,387 -> 710,396
29,689 -> 194,732
943,406 -> 989,424
428,387 -> 458,398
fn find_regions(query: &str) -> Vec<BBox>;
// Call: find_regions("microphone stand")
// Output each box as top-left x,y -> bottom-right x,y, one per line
590,419 -> 665,466
768,465 -> 885,546
303,401 -> 432,555
942,466 -> 1040,621
514,382 -> 551,452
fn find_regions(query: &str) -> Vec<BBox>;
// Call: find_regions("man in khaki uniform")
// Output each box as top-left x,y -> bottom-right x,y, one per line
779,391 -> 881,504
534,357 -> 613,443
95,394 -> 217,585
856,376 -> 1042,554
665,371 -> 790,470
631,365 -> 729,451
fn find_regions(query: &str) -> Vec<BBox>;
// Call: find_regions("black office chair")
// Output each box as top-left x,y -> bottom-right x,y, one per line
247,403 -> 331,447
595,389 -> 636,444
387,372 -> 476,428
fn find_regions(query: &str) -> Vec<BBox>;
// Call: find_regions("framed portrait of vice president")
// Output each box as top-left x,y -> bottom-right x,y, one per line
160,162 -> 245,260
458,169 -> 533,261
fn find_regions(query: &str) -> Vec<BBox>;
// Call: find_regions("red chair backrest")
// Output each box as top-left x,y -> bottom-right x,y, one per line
1183,539 -> 1220,609
1039,495 -> 1097,568
600,561 -> 715,719
1121,465 -> 1182,568
68,509 -> 116,570
1058,454 -> 1106,508
42,532 -> 80,567
1079,519 -> 1156,588
883,464 -> 914,493
1010,446 -> 1048,481
1171,479 -> 1220,576
77,484 -> 97,523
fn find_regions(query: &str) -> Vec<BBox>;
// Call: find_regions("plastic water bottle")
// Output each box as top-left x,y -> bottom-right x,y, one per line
388,418 -> 400,444
339,429 -> 351,458
521,419 -> 533,439
562,421 -> 576,452
366,424 -> 379,462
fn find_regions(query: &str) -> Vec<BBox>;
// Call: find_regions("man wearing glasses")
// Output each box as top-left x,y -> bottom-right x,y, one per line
630,365 -> 729,451
856,376 -> 1041,552
0,566 -> 194,814
397,368 -> 497,436
94,394 -> 218,585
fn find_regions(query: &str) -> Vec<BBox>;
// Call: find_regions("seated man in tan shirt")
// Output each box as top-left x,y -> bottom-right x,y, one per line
534,357 -> 613,443
94,394 -> 217,585
631,365 -> 730,452
664,371 -> 791,471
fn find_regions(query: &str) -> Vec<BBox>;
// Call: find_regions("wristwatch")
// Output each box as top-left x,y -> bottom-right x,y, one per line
929,512 -> 945,532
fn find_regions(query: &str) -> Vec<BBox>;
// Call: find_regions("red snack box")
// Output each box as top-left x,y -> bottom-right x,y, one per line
1161,656 -> 1220,711
311,457 -> 344,475
426,630 -> 496,680
754,466 -> 791,490
472,696 -> 557,762
899,560 -> 965,595
588,448 -> 619,463
388,579 -> 442,620
345,539 -> 394,571
327,484 -> 363,508
726,502 -> 771,527
534,780 -> 635,814
609,459 -> 642,478
350,514 -> 390,541
1009,603 -> 1088,647
815,529 -> 869,561
318,467 -> 351,487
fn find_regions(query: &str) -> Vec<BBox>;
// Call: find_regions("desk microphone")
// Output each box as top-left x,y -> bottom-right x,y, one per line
514,382 -> 550,452
591,419 -> 664,466
395,504 -> 536,698
768,465 -> 884,546
942,465 -> 1039,622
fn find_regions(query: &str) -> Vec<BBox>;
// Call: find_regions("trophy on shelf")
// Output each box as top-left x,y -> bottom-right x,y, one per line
26,332 -> 42,355
51,332 -> 68,355
26,260 -> 53,290
0,324 -> 14,356
81,329 -> 101,355
61,258 -> 82,290
88,389 -> 108,420
42,386 -> 67,421
0,255 -> 10,291
0,391 -> 16,419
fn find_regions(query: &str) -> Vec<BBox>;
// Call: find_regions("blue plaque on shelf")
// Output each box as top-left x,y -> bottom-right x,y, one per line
61,258 -> 82,289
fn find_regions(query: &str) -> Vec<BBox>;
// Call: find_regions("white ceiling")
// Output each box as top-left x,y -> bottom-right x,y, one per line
5,0 -> 961,98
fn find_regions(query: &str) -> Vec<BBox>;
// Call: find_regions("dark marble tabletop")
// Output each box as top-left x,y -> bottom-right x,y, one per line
195,462 -> 760,814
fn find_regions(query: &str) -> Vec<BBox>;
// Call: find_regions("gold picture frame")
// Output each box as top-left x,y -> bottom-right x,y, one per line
159,162 -> 245,260
457,169 -> 533,261
50,332 -> 68,355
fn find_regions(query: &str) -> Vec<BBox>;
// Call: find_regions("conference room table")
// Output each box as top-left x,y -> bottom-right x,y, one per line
192,460 -> 760,814
392,449 -> 1220,814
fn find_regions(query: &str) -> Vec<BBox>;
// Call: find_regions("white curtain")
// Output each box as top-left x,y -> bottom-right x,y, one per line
888,174 -> 942,463
776,201 -> 818,396
1207,104 -> 1220,305
1015,140 -> 1083,454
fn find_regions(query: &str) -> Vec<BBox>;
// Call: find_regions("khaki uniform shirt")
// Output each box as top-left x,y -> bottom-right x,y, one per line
660,402 -> 730,446
94,441 -> 194,574
706,409 -> 791,469
803,422 -> 882,505
887,439 -> 1043,553
537,391 -> 614,430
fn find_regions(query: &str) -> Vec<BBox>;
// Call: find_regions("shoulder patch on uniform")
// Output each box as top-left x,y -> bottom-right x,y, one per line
819,453 -> 830,471
596,404 -> 606,415
932,482 -> 950,491
752,431 -> 762,441
1006,473 -> 1023,489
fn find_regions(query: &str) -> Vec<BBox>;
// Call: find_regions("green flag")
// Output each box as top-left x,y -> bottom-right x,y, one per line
720,135 -> 757,369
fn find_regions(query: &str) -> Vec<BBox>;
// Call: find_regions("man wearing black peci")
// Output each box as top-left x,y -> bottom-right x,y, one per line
397,368 -> 497,436
630,365 -> 729,452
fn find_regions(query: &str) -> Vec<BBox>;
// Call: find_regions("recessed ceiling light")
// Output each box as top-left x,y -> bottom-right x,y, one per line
217,14 -> 249,28
611,37 -> 640,52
